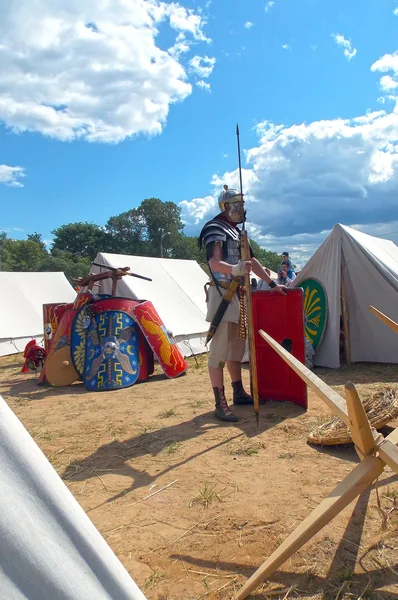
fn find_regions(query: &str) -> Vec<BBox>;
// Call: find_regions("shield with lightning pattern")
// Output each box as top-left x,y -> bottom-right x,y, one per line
84,309 -> 140,391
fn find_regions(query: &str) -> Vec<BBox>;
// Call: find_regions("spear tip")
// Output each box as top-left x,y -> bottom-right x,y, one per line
236,123 -> 240,135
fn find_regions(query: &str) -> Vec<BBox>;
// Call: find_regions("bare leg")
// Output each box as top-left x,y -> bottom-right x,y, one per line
208,365 -> 224,388
226,360 -> 242,383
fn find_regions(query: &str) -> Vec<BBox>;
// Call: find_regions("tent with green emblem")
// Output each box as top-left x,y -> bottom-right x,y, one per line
291,224 -> 398,368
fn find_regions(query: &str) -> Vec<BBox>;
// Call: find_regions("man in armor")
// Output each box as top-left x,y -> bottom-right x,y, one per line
198,185 -> 285,422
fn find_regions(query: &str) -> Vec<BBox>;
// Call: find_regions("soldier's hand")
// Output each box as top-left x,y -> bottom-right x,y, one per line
231,260 -> 252,277
273,284 -> 287,296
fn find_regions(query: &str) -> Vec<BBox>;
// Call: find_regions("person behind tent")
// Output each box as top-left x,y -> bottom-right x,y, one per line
278,261 -> 296,286
198,185 -> 286,423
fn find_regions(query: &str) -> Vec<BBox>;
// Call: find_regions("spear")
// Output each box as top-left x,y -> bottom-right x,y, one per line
236,124 -> 260,426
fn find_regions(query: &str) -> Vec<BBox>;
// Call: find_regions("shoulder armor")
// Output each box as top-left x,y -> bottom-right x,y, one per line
199,218 -> 240,247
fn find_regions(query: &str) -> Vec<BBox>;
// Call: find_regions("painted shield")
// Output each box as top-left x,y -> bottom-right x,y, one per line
299,278 -> 328,349
41,305 -> 80,386
133,300 -> 188,378
84,309 -> 140,391
43,303 -> 66,353
71,297 -> 141,379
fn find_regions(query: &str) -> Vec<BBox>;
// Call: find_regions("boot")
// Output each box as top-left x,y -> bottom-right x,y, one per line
213,386 -> 239,422
232,379 -> 253,405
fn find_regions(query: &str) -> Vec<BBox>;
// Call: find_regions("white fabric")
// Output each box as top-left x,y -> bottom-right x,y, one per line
0,395 -> 147,600
292,224 -> 398,368
0,273 -> 76,356
91,254 -> 209,357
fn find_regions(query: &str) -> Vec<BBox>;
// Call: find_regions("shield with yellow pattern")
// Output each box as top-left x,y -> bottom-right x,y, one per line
132,300 -> 188,378
299,278 -> 327,349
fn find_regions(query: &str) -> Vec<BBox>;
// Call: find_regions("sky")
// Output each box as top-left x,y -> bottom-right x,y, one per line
1,0 -> 398,267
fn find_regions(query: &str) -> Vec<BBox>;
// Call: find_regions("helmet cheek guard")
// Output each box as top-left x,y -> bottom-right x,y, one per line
218,185 -> 245,223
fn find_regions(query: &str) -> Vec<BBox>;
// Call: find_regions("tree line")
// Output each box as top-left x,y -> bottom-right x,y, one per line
0,198 -> 282,283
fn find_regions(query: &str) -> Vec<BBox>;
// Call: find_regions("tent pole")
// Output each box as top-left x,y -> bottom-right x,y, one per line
340,263 -> 351,365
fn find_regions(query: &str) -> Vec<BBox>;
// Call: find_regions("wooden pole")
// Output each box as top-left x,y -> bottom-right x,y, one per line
340,264 -> 351,365
369,305 -> 398,335
234,330 -> 398,600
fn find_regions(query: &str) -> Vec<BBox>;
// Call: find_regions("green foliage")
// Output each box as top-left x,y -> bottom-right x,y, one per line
249,239 -> 281,272
0,199 -> 283,282
38,249 -> 91,284
0,237 -> 47,271
51,222 -> 111,260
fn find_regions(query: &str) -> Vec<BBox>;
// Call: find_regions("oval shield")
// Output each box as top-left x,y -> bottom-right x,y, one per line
299,278 -> 328,349
84,309 -> 140,391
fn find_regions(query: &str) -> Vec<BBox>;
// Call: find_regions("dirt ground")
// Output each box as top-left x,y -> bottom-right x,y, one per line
1,353 -> 397,600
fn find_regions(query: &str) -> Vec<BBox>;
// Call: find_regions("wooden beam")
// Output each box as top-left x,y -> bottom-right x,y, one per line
235,456 -> 384,600
340,265 -> 351,365
344,382 -> 378,459
236,331 -> 398,600
369,305 -> 398,335
378,432 -> 398,476
258,329 -> 349,424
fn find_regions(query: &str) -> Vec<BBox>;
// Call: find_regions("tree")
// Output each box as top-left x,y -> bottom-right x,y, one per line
51,222 -> 111,260
249,240 -> 281,272
105,211 -> 146,256
38,249 -> 91,284
170,233 -> 206,262
106,198 -> 184,258
0,237 -> 48,271
27,232 -> 47,251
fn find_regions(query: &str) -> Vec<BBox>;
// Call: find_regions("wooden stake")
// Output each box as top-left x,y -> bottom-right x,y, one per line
234,330 -> 398,600
369,305 -> 398,335
344,382 -> 377,459
340,264 -> 351,365
235,456 -> 384,600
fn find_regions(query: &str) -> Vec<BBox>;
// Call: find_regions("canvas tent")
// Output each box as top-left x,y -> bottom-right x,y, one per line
0,395 -> 147,600
0,272 -> 76,357
292,223 -> 398,368
91,253 -> 210,357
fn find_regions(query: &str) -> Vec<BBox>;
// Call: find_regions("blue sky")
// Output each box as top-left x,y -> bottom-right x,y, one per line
1,0 -> 398,265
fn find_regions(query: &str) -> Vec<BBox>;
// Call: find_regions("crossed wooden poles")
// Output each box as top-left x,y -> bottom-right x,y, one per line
235,306 -> 398,600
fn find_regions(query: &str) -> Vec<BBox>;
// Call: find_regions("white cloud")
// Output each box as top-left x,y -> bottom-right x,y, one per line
196,80 -> 211,91
244,21 -> 254,29
394,8 -> 398,15
332,33 -> 357,61
265,1 -> 275,13
282,44 -> 291,51
0,0 -> 211,143
0,164 -> 25,187
189,55 -> 216,79
371,52 -> 398,101
181,67 -> 398,265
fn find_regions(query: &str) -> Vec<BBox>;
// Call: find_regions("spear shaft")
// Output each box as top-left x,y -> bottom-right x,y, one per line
236,124 -> 260,426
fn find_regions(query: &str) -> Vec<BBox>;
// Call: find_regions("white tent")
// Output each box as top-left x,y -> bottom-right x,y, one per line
91,253 -> 210,357
0,272 -> 76,357
0,395 -> 147,600
292,224 -> 398,368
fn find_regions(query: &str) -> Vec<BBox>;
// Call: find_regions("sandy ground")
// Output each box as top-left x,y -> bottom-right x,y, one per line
0,353 -> 397,600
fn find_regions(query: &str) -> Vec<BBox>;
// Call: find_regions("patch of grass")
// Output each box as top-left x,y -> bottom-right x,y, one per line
144,569 -> 165,589
188,399 -> 207,409
384,486 -> 398,501
335,567 -> 355,583
164,440 -> 181,455
277,452 -> 296,460
157,409 -> 177,419
229,437 -> 261,456
188,483 -> 221,509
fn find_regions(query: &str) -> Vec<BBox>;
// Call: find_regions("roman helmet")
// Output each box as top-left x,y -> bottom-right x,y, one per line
218,185 -> 245,223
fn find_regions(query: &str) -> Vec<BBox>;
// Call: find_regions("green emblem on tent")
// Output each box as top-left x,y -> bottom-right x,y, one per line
299,279 -> 327,349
